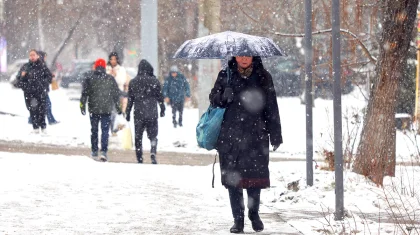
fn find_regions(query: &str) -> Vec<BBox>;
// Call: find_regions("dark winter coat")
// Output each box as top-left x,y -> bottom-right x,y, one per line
162,72 -> 191,103
126,60 -> 165,120
209,57 -> 283,189
80,67 -> 121,115
15,60 -> 52,95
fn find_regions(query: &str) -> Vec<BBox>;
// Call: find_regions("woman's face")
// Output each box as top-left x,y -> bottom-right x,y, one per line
29,51 -> 39,62
236,56 -> 253,69
110,56 -> 118,67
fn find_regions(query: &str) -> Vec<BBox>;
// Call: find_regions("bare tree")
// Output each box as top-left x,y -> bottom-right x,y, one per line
353,0 -> 419,185
50,10 -> 85,70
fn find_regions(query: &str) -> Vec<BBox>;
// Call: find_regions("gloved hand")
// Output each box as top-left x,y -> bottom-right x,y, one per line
272,144 -> 280,151
222,87 -> 234,103
80,103 -> 86,115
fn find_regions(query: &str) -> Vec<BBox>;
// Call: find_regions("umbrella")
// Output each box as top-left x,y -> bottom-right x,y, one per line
173,31 -> 286,60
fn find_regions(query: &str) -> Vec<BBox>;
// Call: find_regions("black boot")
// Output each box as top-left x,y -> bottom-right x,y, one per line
136,151 -> 143,163
150,139 -> 157,164
248,211 -> 264,232
230,218 -> 244,233
151,154 -> 157,164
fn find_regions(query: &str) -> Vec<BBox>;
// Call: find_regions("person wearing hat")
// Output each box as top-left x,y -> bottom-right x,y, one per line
80,58 -> 122,161
162,65 -> 191,128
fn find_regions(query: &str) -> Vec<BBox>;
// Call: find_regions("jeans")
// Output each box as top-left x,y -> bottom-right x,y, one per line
171,101 -> 184,125
228,188 -> 261,220
46,95 -> 57,123
90,113 -> 111,153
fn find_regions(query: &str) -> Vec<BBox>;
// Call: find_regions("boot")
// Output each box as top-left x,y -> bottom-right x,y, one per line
230,218 -> 244,233
248,211 -> 264,232
150,139 -> 158,164
151,154 -> 157,164
99,151 -> 108,162
136,151 -> 143,163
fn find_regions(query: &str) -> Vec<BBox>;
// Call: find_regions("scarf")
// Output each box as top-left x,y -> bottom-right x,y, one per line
237,65 -> 253,79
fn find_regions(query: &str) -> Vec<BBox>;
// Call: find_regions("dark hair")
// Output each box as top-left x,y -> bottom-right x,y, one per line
107,52 -> 121,66
37,51 -> 47,63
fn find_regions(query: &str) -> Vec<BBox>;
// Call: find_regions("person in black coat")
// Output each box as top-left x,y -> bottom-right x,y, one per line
209,56 -> 282,233
125,60 -> 165,164
15,49 -> 53,133
27,51 -> 59,125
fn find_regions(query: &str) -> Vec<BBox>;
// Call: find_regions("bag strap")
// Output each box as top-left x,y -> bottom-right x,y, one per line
212,153 -> 218,188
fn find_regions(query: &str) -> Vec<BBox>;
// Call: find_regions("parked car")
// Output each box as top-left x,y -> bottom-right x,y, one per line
125,67 -> 137,79
60,60 -> 93,88
8,71 -> 19,87
264,58 -> 302,97
4,59 -> 27,81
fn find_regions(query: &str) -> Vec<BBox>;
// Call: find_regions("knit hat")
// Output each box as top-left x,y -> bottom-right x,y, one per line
94,58 -> 106,69
170,65 -> 179,73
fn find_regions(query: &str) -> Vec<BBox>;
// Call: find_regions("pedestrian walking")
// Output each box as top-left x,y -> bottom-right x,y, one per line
106,52 -> 130,135
80,58 -> 122,161
162,65 -> 190,128
125,59 -> 165,164
209,56 -> 283,233
28,51 -> 60,125
15,49 -> 53,134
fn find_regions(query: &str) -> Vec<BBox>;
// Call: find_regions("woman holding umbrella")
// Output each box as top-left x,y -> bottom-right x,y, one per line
209,56 -> 283,233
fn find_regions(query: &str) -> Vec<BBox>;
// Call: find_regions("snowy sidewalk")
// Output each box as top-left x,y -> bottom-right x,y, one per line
0,152 -> 302,235
0,140 -> 309,165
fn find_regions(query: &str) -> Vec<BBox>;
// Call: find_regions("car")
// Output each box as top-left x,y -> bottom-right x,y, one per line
60,60 -> 93,88
265,58 -> 302,97
8,71 -> 18,87
4,59 -> 27,81
125,67 -> 137,80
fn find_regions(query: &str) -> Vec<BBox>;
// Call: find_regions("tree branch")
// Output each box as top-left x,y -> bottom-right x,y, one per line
50,9 -> 85,70
235,4 -> 377,64
235,1 -> 259,24
274,29 -> 377,63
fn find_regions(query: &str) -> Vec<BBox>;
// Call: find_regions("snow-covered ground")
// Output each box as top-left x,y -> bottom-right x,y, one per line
1,152 -> 419,234
0,152 -> 301,234
1,81 -> 420,234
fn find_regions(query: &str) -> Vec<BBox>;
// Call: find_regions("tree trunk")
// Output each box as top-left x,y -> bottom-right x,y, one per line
353,0 -> 419,185
37,0 -> 45,51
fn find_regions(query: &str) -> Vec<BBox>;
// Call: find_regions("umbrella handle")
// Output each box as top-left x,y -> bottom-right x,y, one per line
225,58 -> 231,85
